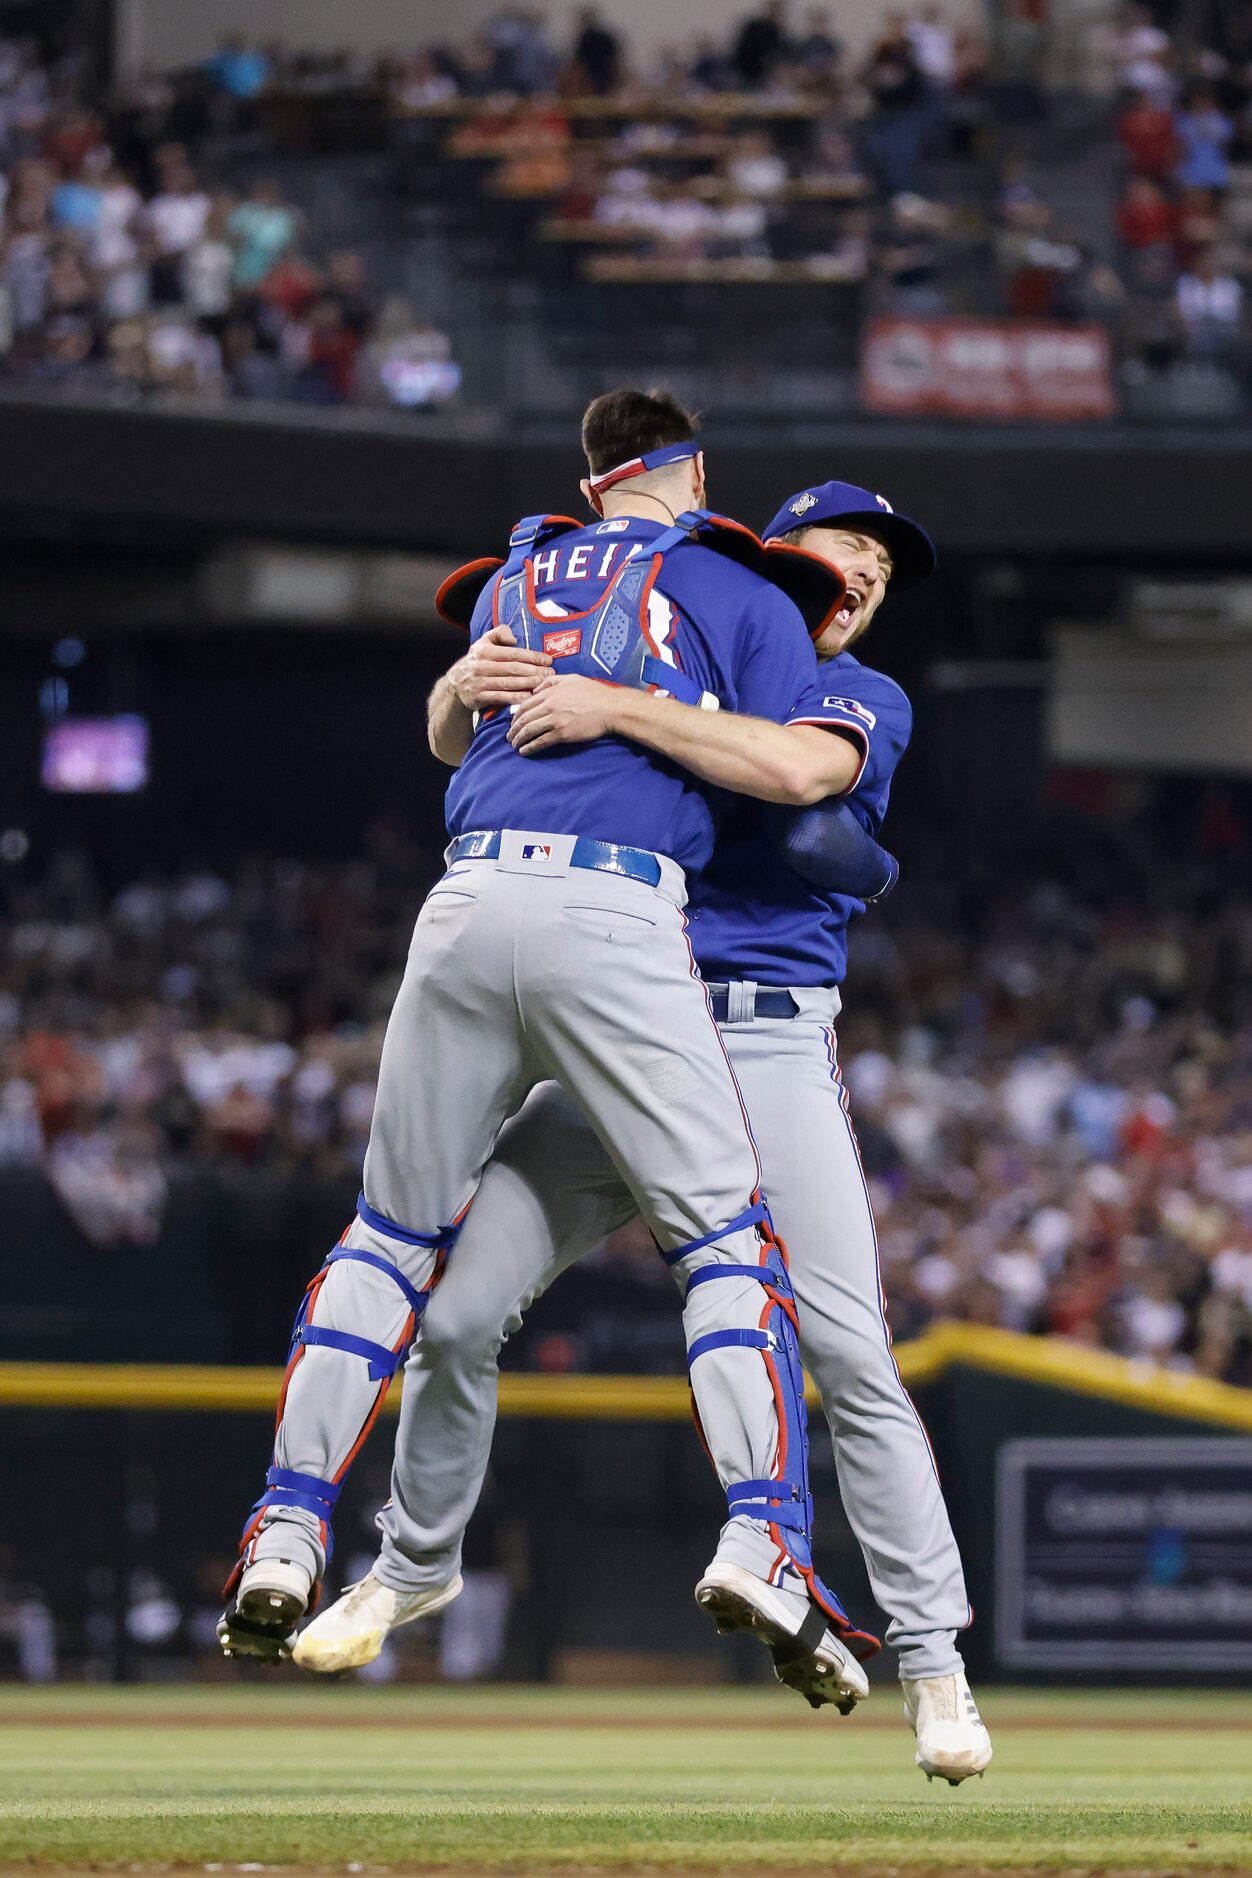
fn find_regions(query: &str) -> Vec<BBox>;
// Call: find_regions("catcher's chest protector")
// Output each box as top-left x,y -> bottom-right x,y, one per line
491,513 -> 716,709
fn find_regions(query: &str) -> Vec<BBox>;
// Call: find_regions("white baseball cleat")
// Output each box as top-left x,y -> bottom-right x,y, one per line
218,1557 -> 313,1664
291,1569 -> 463,1674
903,1672 -> 993,1785
695,1561 -> 870,1714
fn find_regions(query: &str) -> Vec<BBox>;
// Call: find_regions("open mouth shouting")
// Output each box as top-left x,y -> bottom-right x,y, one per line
835,584 -> 865,631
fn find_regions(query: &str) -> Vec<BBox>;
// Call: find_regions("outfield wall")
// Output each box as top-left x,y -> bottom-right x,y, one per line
5,1329 -> 1251,1686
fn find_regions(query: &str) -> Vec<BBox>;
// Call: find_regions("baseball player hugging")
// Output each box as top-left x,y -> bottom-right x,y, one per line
220,386 -> 992,1787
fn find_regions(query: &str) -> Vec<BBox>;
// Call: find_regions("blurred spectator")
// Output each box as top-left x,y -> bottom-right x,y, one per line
437,1472 -> 526,1681
726,129 -> 788,197
1174,185 -> 1224,267
1116,175 -> 1175,252
1175,248 -> 1243,359
321,248 -> 372,338
861,21 -> 932,197
206,36 -> 270,104
908,4 -> 956,89
0,1553 -> 54,1683
295,295 -> 360,401
47,1116 -> 166,1248
873,191 -> 950,313
229,178 -> 297,291
796,7 -> 840,79
1117,89 -> 1178,180
146,154 -> 210,301
487,7 -> 558,96
1174,89 -> 1234,193
394,50 -> 458,112
571,8 -> 621,96
733,2 -> 790,89
182,196 -> 235,318
1115,4 -> 1175,103
358,296 -> 460,407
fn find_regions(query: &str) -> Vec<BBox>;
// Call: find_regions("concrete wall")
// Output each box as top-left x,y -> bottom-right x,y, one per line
116,0 -> 987,79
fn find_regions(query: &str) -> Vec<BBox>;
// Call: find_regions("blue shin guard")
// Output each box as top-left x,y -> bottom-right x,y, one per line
228,1197 -> 464,1598
676,1228 -> 881,1663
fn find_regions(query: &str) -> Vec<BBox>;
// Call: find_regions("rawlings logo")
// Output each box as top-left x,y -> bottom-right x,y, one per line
543,628 -> 582,658
823,696 -> 878,730
789,492 -> 819,517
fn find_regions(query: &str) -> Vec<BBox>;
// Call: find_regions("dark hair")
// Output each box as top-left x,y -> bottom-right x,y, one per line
580,386 -> 700,475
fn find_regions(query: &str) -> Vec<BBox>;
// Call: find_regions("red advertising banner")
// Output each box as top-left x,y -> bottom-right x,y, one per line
860,317 -> 1116,421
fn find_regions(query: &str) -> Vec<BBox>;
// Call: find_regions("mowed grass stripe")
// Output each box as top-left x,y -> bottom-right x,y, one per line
2,1687 -> 1249,1871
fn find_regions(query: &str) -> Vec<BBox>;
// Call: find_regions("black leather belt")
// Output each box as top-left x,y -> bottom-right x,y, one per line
707,984 -> 801,1022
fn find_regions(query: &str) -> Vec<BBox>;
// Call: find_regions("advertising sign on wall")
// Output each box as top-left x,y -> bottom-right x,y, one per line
861,318 -> 1116,421
996,1437 -> 1252,1669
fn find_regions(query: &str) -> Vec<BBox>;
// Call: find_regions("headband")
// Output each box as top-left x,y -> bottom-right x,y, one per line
587,440 -> 699,494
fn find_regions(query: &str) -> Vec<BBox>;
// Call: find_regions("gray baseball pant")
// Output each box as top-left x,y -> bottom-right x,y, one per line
243,834 -> 793,1587
375,987 -> 971,1680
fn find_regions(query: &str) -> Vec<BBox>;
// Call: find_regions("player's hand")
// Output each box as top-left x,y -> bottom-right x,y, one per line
507,674 -> 621,755
451,624 -> 552,711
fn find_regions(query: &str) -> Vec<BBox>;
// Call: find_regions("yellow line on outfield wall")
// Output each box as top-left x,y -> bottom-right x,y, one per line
0,1325 -> 1246,1426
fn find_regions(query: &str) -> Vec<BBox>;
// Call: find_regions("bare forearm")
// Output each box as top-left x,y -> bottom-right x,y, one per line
427,671 -> 474,766
608,690 -> 854,806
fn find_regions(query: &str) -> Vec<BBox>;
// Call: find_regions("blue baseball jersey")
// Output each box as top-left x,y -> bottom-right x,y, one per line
445,516 -> 817,877
687,652 -> 913,985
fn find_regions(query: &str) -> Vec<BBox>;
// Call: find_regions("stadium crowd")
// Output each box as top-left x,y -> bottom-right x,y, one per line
0,35 -> 457,404
2,4 -> 1252,406
2,826 -> 1249,1387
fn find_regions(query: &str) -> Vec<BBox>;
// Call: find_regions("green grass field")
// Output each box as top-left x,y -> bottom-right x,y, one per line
0,1685 -> 1248,1875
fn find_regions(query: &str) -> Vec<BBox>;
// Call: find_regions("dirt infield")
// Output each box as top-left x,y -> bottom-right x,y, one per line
10,1704 -> 1252,1734
10,1867 -> 1244,1878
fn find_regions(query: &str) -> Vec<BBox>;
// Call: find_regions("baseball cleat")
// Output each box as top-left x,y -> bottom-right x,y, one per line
291,1569 -> 463,1674
695,1561 -> 870,1714
903,1672 -> 993,1785
218,1557 -> 313,1664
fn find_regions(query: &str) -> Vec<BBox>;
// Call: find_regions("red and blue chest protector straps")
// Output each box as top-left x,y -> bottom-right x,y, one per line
490,510 -> 723,708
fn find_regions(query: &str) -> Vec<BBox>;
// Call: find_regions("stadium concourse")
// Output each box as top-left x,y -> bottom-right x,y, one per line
0,2 -> 1251,414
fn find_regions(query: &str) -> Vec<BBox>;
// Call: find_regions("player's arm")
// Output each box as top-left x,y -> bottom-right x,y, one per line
777,801 -> 899,902
508,679 -> 863,806
427,624 -> 553,767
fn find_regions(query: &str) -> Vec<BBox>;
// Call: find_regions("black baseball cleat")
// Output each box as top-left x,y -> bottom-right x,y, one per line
218,1558 -> 312,1665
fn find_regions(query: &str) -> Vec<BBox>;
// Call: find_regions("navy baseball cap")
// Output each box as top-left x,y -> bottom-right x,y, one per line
762,480 -> 937,591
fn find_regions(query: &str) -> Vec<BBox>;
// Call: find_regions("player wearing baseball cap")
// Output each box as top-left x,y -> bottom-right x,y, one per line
220,390 -> 876,1723
291,433 -> 991,1788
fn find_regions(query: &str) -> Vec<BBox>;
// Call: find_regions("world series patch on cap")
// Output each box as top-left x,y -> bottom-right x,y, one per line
761,480 -> 937,591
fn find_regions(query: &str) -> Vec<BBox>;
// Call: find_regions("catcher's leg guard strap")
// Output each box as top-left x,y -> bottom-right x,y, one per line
229,1467 -> 343,1592
295,1235 -> 456,1379
727,1475 -> 810,1534
356,1190 -> 468,1253
295,1324 -> 407,1381
683,1262 -> 780,1297
294,1248 -> 430,1380
658,1201 -> 768,1266
249,1466 -> 341,1531
688,1327 -> 773,1363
